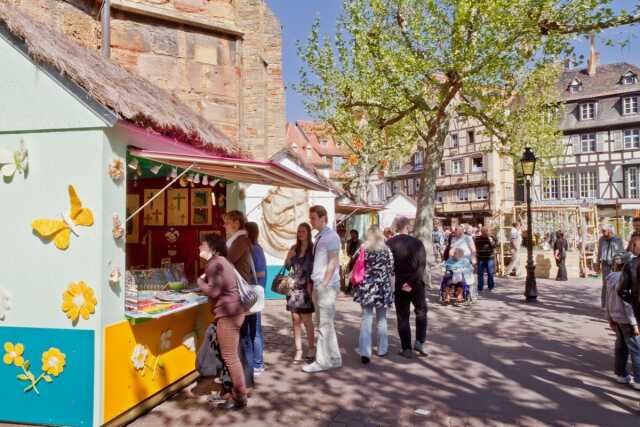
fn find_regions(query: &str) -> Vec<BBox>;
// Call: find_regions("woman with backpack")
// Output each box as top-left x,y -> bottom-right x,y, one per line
352,225 -> 395,364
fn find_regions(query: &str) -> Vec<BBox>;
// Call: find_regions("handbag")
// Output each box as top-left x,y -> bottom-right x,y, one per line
234,268 -> 259,313
196,324 -> 224,377
350,248 -> 366,286
271,265 -> 294,295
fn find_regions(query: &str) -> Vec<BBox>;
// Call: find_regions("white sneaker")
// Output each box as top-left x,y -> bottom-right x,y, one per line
632,381 -> 640,391
616,375 -> 633,384
253,367 -> 265,377
302,362 -> 328,373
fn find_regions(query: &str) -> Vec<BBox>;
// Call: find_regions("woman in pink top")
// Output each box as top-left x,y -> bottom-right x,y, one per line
197,234 -> 248,410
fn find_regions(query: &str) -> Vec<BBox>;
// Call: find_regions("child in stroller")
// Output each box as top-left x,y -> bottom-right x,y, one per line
441,247 -> 473,304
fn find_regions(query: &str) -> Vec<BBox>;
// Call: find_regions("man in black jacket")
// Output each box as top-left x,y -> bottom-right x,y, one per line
620,235 -> 640,324
387,217 -> 428,358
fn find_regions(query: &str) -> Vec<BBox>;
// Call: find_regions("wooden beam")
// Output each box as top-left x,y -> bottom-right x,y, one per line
109,0 -> 244,38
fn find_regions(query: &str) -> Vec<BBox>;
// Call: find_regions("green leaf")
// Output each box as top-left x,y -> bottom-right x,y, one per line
17,374 -> 28,381
43,375 -> 52,383
23,360 -> 30,371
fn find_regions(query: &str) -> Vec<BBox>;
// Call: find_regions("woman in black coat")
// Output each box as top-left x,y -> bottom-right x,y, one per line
554,231 -> 568,281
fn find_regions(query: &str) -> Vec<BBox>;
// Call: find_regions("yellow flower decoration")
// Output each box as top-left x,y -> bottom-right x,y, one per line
3,342 -> 24,367
62,281 -> 97,322
41,347 -> 66,377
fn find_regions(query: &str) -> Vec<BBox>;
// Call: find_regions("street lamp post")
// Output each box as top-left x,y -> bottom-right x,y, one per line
521,147 -> 538,302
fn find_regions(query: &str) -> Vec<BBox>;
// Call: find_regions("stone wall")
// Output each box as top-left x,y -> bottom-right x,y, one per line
12,0 -> 286,160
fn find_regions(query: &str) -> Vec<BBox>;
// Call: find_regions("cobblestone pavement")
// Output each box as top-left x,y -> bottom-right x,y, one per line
129,274 -> 640,427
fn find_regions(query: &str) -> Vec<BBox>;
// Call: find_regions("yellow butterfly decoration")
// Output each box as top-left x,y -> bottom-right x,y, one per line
32,186 -> 94,250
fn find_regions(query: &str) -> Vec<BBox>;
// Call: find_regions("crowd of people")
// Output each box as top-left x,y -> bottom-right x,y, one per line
196,206 -> 640,410
196,208 -> 428,410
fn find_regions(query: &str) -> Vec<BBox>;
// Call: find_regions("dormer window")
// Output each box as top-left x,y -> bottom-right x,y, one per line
622,72 -> 638,85
319,139 -> 328,147
305,146 -> 313,159
568,79 -> 583,93
291,143 -> 299,151
414,151 -> 424,169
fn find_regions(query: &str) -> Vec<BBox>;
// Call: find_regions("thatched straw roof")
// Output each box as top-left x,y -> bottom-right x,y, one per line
0,4 -> 240,157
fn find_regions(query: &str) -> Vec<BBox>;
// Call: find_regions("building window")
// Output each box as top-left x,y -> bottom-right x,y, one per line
376,184 -> 385,202
407,179 -> 415,196
450,133 -> 459,149
624,129 -> 640,149
319,139 -> 328,147
336,141 -> 342,148
457,189 -> 469,201
386,181 -> 392,197
622,72 -> 638,85
467,130 -> 475,145
543,177 -> 558,200
623,96 -> 639,115
568,79 -> 582,93
414,151 -> 424,169
475,187 -> 488,200
291,143 -> 299,151
415,179 -> 421,193
451,159 -> 464,175
305,146 -> 313,159
438,162 -> 446,176
322,155 -> 328,162
333,156 -> 345,171
559,173 -> 576,199
580,133 -> 596,153
579,170 -> 598,198
579,102 -> 596,120
471,156 -> 484,173
392,181 -> 400,194
627,167 -> 640,198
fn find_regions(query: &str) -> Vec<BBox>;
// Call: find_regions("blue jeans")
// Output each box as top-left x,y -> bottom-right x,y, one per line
614,323 -> 640,381
477,259 -> 495,291
253,312 -> 264,369
240,314 -> 257,377
359,306 -> 388,358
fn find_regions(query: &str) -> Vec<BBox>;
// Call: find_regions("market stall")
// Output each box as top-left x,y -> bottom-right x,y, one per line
0,8 -> 324,427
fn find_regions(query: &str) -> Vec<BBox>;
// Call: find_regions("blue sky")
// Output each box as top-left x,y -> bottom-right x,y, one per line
266,0 -> 640,122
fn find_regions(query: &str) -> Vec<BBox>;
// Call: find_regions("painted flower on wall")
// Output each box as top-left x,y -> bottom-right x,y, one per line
3,342 -> 25,367
108,159 -> 124,181
131,344 -> 148,371
0,140 -> 28,178
112,213 -> 124,240
0,287 -> 10,321
41,347 -> 66,377
159,330 -> 173,352
62,281 -> 97,323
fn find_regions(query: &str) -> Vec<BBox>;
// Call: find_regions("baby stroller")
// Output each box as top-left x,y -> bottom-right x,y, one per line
439,264 -> 477,306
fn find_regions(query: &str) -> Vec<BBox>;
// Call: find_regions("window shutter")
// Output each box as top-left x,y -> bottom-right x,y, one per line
612,130 -> 623,151
459,133 -> 466,146
596,132 -> 606,152
572,135 -> 581,154
460,158 -> 466,174
563,136 -> 572,155
444,160 -> 451,175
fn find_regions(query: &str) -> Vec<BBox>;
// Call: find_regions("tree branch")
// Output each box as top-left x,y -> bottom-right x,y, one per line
539,13 -> 640,35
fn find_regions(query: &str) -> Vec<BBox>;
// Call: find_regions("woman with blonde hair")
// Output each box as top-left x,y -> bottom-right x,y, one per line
353,225 -> 395,364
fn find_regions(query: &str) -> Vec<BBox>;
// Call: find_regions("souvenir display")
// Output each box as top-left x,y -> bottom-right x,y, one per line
143,189 -> 165,226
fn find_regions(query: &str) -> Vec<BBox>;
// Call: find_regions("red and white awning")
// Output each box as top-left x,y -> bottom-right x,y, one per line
118,122 -> 327,191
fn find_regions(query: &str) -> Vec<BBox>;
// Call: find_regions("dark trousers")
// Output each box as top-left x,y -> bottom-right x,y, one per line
614,323 -> 640,381
395,283 -> 428,351
477,259 -> 495,291
556,256 -> 568,281
240,313 -> 257,380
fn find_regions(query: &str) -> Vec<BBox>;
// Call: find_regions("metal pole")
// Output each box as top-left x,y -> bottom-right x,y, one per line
101,0 -> 111,58
524,175 -> 538,301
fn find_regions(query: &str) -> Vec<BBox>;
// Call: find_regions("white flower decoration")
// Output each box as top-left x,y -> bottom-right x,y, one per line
0,288 -> 10,321
182,332 -> 196,353
159,330 -> 173,352
131,344 -> 147,370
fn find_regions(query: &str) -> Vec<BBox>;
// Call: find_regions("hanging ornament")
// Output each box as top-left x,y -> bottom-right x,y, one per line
202,175 -> 209,186
112,213 -> 124,240
128,158 -> 139,170
210,178 -> 220,188
194,174 -> 201,184
170,168 -> 178,179
150,164 -> 162,175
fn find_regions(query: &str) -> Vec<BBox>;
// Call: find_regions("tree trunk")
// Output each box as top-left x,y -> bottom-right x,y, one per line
414,125 -> 448,288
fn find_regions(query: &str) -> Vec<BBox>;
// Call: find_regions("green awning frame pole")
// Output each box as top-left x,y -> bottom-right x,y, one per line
126,162 -> 196,223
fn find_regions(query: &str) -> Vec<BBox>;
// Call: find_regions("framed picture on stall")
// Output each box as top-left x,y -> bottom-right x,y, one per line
126,194 -> 140,243
167,188 -> 189,226
191,189 -> 212,225
143,189 -> 166,226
